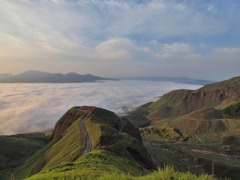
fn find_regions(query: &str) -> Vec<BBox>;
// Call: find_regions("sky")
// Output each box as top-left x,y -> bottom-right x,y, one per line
0,81 -> 200,135
0,0 -> 240,80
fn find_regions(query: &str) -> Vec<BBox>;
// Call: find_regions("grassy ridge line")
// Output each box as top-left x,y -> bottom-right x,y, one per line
147,76 -> 240,120
27,107 -> 156,179
26,150 -> 150,180
14,116 -> 85,179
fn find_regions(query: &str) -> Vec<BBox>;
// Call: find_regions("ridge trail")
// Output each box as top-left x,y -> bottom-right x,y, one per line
79,116 -> 92,155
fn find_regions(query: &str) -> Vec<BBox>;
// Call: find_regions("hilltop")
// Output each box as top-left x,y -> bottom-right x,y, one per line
0,71 -> 116,83
1,106 -> 155,179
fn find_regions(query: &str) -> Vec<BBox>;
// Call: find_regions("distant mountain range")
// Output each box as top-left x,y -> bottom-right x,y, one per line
123,77 -> 216,85
0,71 -> 216,85
0,71 -> 116,83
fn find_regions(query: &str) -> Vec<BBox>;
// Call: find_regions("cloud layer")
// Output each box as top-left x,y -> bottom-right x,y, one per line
0,0 -> 239,80
0,81 -> 201,135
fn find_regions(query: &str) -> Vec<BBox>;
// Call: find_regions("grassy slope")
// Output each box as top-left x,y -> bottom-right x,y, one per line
28,165 -> 214,180
125,77 -> 240,179
101,167 -> 214,180
141,76 -> 240,141
27,149 -> 149,180
10,107 -> 155,179
0,136 -> 45,179
14,116 -> 85,179
143,139 -> 240,179
124,103 -> 151,128
148,76 -> 240,120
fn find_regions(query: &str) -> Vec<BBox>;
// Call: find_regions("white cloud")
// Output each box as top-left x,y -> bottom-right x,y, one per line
96,38 -> 134,60
208,5 -> 216,12
156,43 -> 196,59
0,0 -> 239,79
161,43 -> 192,53
0,81 -> 201,135
95,38 -> 150,60
0,0 -> 228,56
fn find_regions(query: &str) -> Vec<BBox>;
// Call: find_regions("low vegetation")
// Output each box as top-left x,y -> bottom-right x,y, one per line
0,135 -> 45,179
101,167 -> 214,180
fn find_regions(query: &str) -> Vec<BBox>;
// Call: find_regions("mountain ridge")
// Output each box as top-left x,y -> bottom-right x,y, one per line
0,70 -> 116,83
122,76 -> 216,85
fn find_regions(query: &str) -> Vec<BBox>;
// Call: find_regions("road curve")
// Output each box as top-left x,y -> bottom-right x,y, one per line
80,117 -> 92,155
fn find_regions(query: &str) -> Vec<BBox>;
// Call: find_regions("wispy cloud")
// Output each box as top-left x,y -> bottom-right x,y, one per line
0,0 -> 239,79
0,81 -> 201,135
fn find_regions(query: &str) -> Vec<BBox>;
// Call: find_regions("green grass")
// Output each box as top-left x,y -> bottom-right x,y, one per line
100,166 -> 214,180
124,105 -> 150,127
143,136 -> 240,180
27,150 -> 150,180
5,107 -> 155,179
1,105 -> 230,179
140,126 -> 183,142
146,76 -> 240,120
14,116 -> 86,179
25,107 -> 157,179
28,158 -> 214,180
85,109 -> 155,170
0,136 -> 45,179
85,116 -> 101,148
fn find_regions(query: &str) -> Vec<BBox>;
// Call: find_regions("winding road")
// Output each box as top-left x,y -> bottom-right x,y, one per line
79,117 -> 92,155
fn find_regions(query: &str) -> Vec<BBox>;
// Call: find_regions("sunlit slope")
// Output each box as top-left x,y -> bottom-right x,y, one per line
130,76 -> 240,141
148,76 -> 240,120
14,106 -> 155,179
14,108 -> 87,179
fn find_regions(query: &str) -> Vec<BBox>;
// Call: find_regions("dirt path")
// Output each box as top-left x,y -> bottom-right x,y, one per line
80,117 -> 92,155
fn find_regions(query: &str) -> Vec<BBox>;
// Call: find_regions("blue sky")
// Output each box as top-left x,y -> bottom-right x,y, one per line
0,0 -> 239,80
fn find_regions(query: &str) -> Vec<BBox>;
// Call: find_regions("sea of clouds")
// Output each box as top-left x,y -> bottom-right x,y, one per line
0,80 -> 201,135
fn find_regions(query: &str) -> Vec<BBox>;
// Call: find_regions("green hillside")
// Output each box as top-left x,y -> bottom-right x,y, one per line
128,76 -> 240,141
0,106 -> 216,179
1,106 -> 156,179
0,133 -> 48,179
125,76 -> 240,179
148,76 -> 240,120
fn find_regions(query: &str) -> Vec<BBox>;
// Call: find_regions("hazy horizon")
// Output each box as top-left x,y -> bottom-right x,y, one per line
0,69 -> 223,81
